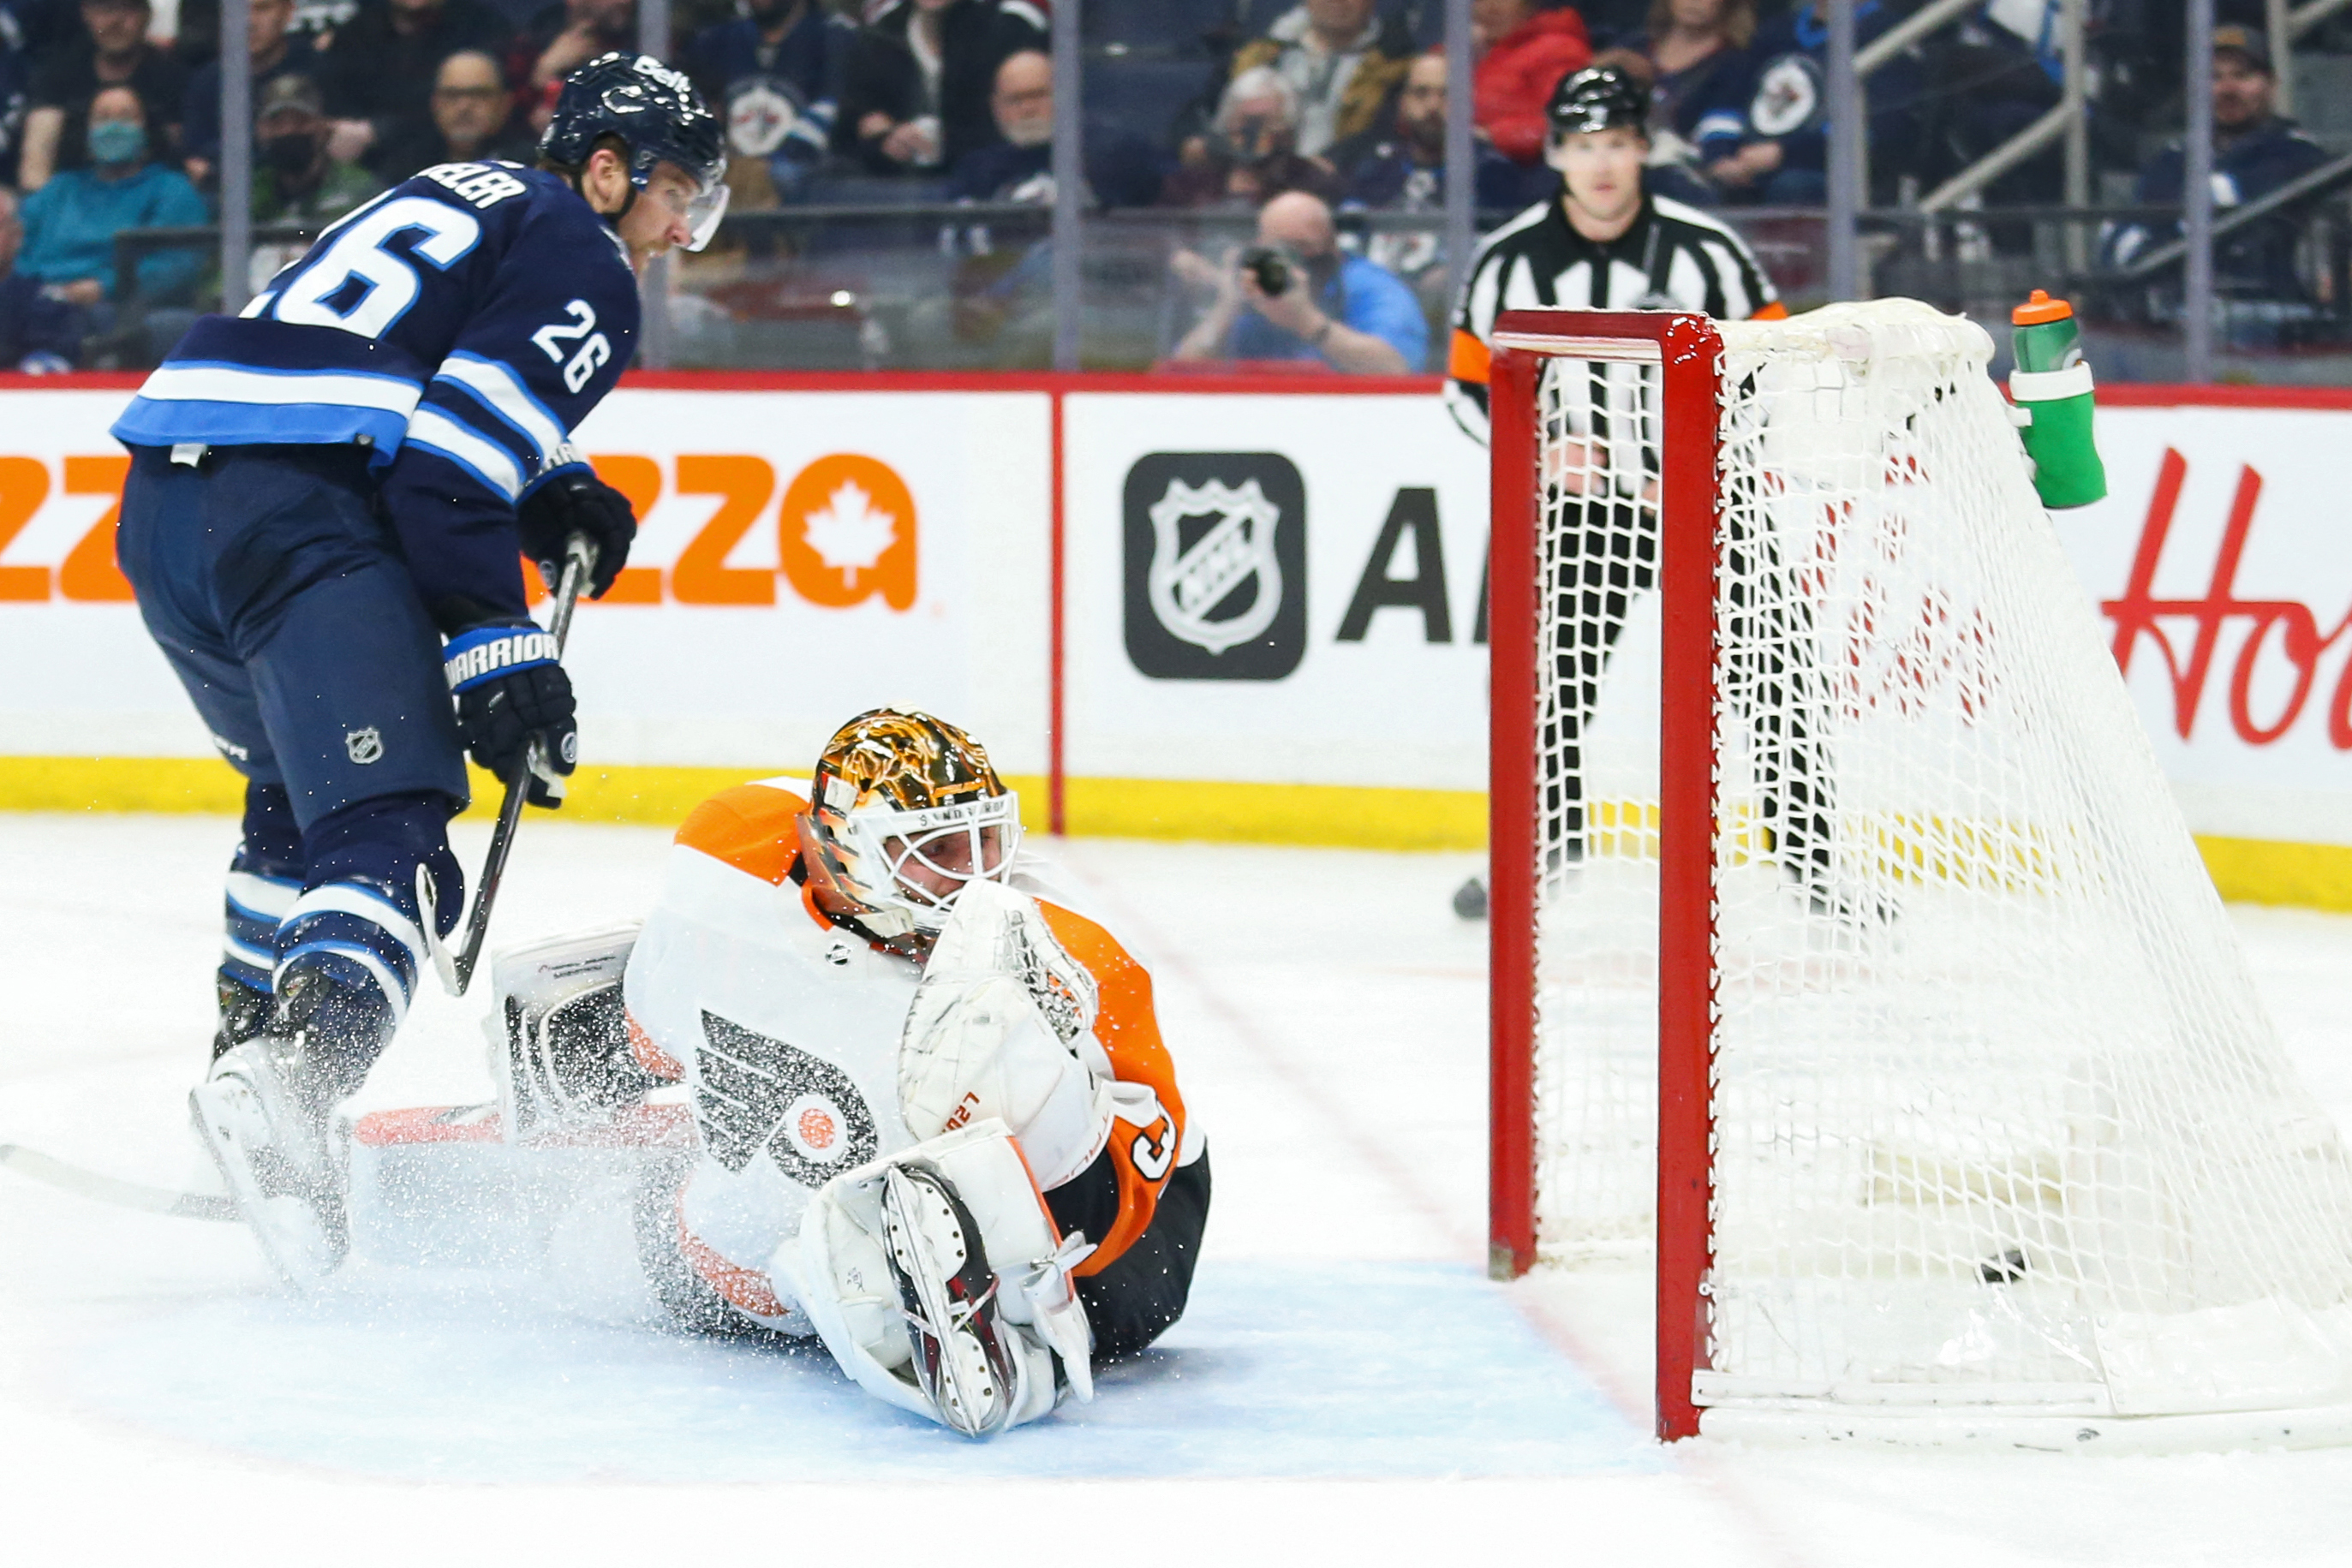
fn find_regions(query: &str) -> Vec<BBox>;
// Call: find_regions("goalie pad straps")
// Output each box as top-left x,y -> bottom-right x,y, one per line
781,1119 -> 1097,1438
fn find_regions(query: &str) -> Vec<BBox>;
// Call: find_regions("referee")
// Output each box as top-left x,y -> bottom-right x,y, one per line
1448,68 -> 1847,921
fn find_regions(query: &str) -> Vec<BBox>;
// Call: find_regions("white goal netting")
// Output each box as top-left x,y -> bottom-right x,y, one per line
1528,300 -> 2352,1421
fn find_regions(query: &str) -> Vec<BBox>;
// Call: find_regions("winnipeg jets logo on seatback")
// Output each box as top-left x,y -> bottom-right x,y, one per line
1146,478 -> 1285,656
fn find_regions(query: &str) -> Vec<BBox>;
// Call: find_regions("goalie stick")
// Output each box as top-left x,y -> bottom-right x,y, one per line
0,1142 -> 237,1221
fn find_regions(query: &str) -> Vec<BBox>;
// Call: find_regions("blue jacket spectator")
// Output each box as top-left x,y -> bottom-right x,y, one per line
944,50 -> 1165,209
0,185 -> 82,368
685,0 -> 853,204
1171,190 -> 1428,374
18,84 -> 209,305
1611,0 -> 1755,161
183,0 -> 324,182
20,0 -> 188,189
1334,50 -> 1533,280
2104,26 -> 2331,303
1700,0 -> 1913,205
839,0 -> 1047,177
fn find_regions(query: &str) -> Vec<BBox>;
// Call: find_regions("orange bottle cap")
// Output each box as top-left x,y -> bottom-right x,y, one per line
2013,289 -> 2074,325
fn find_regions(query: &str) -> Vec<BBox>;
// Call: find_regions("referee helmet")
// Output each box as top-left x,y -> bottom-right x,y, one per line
1545,66 -> 1651,140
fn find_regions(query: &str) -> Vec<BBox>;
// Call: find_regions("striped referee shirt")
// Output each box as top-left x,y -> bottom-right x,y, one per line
1445,191 -> 1785,445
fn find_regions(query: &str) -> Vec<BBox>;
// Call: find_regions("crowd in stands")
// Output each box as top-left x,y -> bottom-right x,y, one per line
0,0 -> 2341,371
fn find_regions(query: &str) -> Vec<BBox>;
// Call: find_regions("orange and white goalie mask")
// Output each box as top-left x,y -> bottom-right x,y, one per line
797,709 -> 1023,939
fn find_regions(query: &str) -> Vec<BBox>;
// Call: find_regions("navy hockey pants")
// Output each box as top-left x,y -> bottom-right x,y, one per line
117,444 -> 468,1020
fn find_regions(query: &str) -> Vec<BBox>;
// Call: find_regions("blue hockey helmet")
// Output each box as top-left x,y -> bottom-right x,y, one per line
540,52 -> 730,251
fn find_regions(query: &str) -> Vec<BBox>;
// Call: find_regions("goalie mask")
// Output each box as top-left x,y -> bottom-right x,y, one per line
800,709 -> 1021,939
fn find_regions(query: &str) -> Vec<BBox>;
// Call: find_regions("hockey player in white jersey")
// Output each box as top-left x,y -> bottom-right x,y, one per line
480,709 -> 1208,1436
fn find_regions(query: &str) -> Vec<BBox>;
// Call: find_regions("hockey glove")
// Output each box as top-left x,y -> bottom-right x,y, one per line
445,623 -> 577,808
516,470 -> 635,599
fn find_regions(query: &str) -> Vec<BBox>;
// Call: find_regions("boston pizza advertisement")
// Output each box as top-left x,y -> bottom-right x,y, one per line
0,385 -> 1054,784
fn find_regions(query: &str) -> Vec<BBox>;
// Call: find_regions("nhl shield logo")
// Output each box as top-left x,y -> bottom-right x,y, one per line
1147,478 -> 1283,655
345,727 -> 384,765
1123,453 -> 1306,681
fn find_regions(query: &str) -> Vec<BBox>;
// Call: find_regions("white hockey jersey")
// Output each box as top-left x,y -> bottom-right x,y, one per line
621,776 -> 1191,1332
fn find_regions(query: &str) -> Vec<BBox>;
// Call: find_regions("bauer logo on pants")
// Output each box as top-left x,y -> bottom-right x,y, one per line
1123,452 -> 1306,680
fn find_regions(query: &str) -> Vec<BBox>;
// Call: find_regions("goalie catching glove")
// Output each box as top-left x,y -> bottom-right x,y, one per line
898,879 -> 1114,1190
785,1118 -> 1095,1437
445,623 -> 576,807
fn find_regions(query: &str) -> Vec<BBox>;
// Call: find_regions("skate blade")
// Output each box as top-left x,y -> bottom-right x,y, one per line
188,1084 -> 342,1291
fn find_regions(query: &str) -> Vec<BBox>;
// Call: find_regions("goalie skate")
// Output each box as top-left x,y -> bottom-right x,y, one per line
189,1040 -> 347,1287
880,1159 -> 1027,1437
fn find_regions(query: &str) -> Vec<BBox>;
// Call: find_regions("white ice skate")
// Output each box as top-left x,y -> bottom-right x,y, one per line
189,1040 -> 347,1288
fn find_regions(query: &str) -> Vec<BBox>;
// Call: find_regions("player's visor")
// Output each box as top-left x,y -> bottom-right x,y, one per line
685,178 -> 728,252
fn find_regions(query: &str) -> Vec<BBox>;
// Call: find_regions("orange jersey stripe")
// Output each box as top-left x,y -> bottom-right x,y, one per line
673,781 -> 809,885
1749,299 -> 1789,320
1037,901 -> 1185,1275
1448,327 -> 1492,385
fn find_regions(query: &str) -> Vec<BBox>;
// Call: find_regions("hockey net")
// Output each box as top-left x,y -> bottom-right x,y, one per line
1486,300 -> 2352,1446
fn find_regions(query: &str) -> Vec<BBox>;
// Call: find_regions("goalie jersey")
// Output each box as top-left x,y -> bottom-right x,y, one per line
110,161 -> 639,625
622,778 -> 1209,1362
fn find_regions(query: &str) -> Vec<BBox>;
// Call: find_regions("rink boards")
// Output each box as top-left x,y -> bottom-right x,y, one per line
0,373 -> 2346,905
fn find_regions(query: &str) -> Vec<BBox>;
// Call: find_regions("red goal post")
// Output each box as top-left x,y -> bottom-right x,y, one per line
1486,309 -> 1722,1442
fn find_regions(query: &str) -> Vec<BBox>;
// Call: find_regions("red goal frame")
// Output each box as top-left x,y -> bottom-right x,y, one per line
1486,309 -> 1726,1442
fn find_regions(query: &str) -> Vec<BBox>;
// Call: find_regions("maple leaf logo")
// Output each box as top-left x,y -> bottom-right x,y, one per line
800,480 -> 898,584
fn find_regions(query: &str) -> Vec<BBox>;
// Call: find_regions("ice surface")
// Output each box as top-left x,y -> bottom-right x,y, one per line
6,814 -> 2352,1564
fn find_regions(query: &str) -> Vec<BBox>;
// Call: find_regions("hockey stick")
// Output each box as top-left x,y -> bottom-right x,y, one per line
427,533 -> 600,998
0,1142 -> 237,1221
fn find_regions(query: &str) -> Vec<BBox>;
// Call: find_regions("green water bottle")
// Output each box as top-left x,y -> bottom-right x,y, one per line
2009,289 -> 2108,509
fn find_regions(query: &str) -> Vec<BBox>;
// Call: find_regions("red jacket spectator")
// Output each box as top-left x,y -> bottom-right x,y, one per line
1475,1 -> 1592,164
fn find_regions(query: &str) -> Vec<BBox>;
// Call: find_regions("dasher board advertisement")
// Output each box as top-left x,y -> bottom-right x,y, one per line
2058,401 -> 2352,848
0,386 -> 1054,780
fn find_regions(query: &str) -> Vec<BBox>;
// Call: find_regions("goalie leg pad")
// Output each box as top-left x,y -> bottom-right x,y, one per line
899,974 -> 1112,1190
782,1119 -> 1096,1437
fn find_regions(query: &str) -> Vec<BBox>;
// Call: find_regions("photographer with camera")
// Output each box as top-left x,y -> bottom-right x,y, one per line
1167,190 -> 1427,373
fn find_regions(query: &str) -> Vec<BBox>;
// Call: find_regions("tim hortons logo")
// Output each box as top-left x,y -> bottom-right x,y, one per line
2105,447 -> 2352,748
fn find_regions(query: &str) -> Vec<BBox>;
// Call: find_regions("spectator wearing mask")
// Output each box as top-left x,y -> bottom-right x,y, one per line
1170,188 -> 1427,373
1227,0 -> 1417,162
945,46 -> 1162,208
249,73 -> 380,221
183,0 -> 320,185
17,83 -> 206,307
684,0 -> 854,205
839,0 -> 1046,177
2104,26 -> 2330,305
374,47 -> 534,177
525,0 -> 633,93
19,0 -> 188,189
1160,63 -> 1345,211
1472,0 -> 1592,165
313,0 -> 513,175
0,185 -> 83,370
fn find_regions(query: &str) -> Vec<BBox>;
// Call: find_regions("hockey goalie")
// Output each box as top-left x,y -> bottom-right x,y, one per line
477,708 -> 1207,1438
